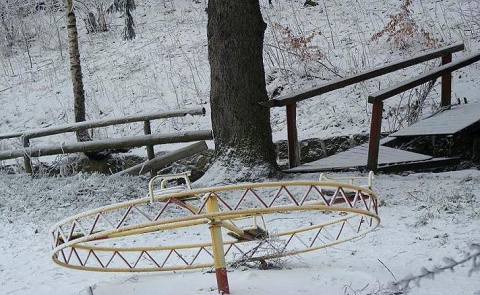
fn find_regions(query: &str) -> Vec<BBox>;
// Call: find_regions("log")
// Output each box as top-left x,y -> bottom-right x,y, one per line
0,107 -> 206,140
115,141 -> 208,176
0,131 -> 24,140
0,130 -> 213,160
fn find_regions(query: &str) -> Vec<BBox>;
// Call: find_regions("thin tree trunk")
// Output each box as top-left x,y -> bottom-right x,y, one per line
97,7 -> 108,31
65,0 -> 90,142
207,0 -> 277,171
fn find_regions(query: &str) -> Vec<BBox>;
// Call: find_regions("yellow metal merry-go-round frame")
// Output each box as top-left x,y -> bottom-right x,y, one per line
50,172 -> 380,294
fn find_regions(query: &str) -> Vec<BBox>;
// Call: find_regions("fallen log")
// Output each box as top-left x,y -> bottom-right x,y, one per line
115,141 -> 208,176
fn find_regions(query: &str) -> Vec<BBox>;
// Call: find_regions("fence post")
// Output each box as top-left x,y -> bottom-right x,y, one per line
143,120 -> 155,178
441,53 -> 452,107
286,103 -> 300,168
367,101 -> 383,171
22,136 -> 33,174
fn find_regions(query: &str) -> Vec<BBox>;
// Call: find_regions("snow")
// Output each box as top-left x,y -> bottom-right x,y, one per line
1,171 -> 479,294
1,0 -> 480,294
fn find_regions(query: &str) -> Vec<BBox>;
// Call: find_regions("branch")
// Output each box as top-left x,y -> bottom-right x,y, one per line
393,243 -> 480,291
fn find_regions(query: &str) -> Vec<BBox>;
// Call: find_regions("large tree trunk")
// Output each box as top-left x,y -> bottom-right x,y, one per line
65,0 -> 90,142
207,0 -> 278,177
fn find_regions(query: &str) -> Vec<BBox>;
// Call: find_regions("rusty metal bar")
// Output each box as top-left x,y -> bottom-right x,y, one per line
441,53 -> 452,107
367,102 -> 383,171
286,103 -> 300,168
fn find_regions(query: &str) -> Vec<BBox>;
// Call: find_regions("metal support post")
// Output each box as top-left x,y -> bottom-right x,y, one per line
206,195 -> 230,294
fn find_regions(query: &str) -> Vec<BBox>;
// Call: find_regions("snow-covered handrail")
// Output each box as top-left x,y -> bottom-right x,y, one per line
0,107 -> 205,140
260,43 -> 464,108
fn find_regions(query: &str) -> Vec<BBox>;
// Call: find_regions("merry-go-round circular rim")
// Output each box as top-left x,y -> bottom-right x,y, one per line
50,180 -> 380,272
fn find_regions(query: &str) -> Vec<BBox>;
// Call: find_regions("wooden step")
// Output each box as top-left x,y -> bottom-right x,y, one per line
376,157 -> 461,173
285,144 -> 432,173
390,103 -> 480,137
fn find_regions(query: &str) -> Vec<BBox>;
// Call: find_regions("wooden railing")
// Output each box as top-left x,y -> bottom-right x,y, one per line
261,43 -> 465,169
367,51 -> 480,170
0,107 -> 212,174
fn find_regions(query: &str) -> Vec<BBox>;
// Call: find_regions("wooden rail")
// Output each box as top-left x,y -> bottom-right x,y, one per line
0,108 -> 205,140
260,43 -> 465,169
0,131 -> 212,160
0,107 -> 209,174
366,51 -> 480,170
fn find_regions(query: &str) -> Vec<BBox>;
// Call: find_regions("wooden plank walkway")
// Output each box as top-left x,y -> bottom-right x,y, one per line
286,144 -> 432,173
390,103 -> 480,137
287,102 -> 480,173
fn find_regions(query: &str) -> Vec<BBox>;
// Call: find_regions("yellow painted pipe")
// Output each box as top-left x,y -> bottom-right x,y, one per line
206,195 -> 230,294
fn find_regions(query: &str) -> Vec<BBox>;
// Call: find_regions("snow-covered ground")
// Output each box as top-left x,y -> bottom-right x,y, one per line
0,171 -> 479,294
1,0 -> 480,294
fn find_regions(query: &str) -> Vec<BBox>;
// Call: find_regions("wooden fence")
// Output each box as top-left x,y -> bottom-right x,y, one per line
0,107 -> 212,174
261,43 -> 466,170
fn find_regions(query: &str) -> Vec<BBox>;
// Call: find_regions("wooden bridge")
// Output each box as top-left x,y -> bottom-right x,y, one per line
287,102 -> 480,173
263,43 -> 480,173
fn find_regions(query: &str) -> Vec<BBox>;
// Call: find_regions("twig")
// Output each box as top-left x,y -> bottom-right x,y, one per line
378,258 -> 397,281
0,86 -> 13,93
322,0 -> 335,49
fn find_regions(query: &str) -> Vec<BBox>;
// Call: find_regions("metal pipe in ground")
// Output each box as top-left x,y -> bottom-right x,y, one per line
206,195 -> 230,294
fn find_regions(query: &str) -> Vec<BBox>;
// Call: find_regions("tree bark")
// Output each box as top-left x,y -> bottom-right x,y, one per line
65,0 -> 90,142
207,0 -> 277,173
123,0 -> 136,40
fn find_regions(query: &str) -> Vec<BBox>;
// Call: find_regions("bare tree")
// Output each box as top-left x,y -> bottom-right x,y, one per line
122,0 -> 135,40
0,0 -> 18,54
65,0 -> 91,142
207,0 -> 278,179
80,0 -> 109,33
